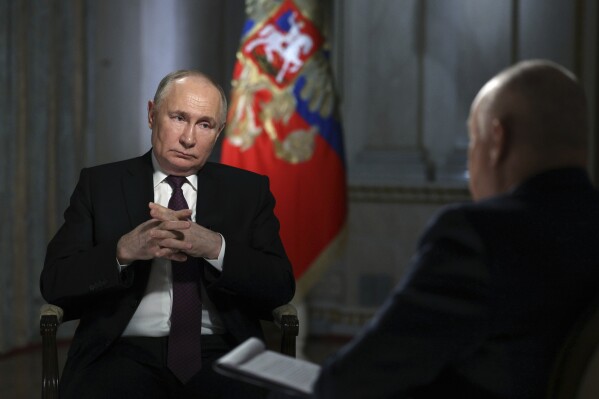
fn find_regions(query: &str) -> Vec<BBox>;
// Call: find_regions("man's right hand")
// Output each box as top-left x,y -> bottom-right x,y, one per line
116,203 -> 193,264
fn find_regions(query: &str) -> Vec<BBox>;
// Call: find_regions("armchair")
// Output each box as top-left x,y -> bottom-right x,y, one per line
547,299 -> 599,399
40,303 -> 298,399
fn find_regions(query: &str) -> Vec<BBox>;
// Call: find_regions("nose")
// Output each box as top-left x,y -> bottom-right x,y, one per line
179,125 -> 196,148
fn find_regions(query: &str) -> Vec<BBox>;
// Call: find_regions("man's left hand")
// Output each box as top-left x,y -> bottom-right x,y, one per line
149,202 -> 222,260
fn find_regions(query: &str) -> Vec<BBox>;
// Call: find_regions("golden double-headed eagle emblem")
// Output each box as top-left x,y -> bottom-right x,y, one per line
225,0 -> 338,164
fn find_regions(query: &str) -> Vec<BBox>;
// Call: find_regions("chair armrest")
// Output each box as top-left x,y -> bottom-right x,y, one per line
40,304 -> 64,399
41,304 -> 64,324
272,304 -> 299,358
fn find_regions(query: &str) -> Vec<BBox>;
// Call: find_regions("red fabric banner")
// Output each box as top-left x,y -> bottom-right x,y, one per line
221,0 -> 347,296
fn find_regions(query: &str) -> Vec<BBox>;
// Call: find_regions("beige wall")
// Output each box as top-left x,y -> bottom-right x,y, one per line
307,0 -> 598,335
89,0 -> 598,336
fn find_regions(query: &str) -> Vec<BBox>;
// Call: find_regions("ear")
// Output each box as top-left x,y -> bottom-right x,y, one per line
147,101 -> 155,129
489,118 -> 508,167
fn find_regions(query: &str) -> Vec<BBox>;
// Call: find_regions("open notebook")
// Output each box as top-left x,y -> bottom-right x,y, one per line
214,337 -> 321,397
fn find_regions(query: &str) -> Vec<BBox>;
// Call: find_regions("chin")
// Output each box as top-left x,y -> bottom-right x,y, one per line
169,160 -> 204,175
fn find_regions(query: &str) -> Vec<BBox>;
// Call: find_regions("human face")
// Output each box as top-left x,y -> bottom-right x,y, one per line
149,76 -> 224,176
467,102 -> 495,201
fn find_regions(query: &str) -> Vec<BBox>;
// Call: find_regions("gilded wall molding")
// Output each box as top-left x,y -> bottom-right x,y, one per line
309,305 -> 377,335
349,184 -> 470,204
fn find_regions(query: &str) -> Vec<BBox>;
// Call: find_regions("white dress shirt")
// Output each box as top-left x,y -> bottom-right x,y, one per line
122,154 -> 226,336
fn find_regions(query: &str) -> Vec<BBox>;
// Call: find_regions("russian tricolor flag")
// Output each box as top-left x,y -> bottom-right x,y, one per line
221,0 -> 347,297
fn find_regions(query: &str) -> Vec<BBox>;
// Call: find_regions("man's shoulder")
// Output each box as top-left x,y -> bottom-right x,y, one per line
443,194 -> 524,223
425,195 -> 518,236
430,200 -> 483,222
82,154 -> 150,175
202,162 -> 267,181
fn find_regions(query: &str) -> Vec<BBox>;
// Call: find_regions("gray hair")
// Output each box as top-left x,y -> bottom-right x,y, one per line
153,70 -> 228,126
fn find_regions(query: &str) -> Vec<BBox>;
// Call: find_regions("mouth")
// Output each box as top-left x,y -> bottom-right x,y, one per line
171,150 -> 196,159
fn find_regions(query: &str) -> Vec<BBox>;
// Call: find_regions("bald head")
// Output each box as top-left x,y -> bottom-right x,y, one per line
468,60 -> 588,200
476,60 -> 587,152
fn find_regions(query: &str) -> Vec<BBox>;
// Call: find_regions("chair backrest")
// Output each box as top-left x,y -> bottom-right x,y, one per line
547,300 -> 599,399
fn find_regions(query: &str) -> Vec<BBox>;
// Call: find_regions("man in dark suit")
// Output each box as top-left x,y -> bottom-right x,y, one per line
41,70 -> 295,398
313,60 -> 599,398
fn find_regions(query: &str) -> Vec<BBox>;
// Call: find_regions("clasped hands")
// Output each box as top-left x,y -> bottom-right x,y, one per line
116,202 -> 222,264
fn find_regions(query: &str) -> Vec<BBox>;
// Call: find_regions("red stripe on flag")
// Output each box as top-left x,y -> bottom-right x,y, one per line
221,0 -> 347,291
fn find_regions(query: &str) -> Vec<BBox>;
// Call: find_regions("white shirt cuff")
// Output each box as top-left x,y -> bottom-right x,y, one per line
204,233 -> 225,272
117,258 -> 129,273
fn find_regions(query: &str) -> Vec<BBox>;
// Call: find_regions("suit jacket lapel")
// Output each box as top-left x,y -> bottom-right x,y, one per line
121,154 -> 222,232
195,163 -> 222,230
120,151 -> 154,292
122,151 -> 154,232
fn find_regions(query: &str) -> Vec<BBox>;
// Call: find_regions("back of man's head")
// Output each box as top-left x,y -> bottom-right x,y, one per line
472,60 -> 588,194
493,60 -> 587,153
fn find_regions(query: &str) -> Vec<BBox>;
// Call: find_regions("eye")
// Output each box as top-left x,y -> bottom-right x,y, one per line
199,121 -> 212,129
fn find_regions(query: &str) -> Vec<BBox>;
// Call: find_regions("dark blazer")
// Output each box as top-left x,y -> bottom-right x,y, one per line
41,150 -> 295,376
315,168 -> 599,399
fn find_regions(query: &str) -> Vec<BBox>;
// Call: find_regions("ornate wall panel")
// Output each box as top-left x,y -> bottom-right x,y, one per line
307,0 -> 598,336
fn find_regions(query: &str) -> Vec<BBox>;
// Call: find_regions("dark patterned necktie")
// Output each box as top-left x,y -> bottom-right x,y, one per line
165,175 -> 202,383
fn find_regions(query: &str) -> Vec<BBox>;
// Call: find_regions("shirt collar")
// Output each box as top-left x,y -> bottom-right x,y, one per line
151,151 -> 198,191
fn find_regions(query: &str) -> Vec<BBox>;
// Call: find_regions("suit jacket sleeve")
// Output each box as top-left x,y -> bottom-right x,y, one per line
41,160 -> 294,329
313,207 -> 492,398
201,170 -> 295,318
40,167 -> 136,321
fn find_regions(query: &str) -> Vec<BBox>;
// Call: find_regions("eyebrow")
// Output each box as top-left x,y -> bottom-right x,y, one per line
169,110 -> 217,125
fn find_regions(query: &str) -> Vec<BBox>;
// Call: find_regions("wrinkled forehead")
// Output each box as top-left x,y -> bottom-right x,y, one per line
168,76 -> 217,97
163,76 -> 225,121
162,78 -> 220,109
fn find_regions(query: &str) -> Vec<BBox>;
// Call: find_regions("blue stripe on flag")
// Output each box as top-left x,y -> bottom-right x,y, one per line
276,10 -> 294,31
293,76 -> 345,162
242,19 -> 255,36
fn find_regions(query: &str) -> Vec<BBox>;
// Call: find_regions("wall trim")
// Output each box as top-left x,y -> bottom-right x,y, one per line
349,184 -> 470,204
309,304 -> 377,337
